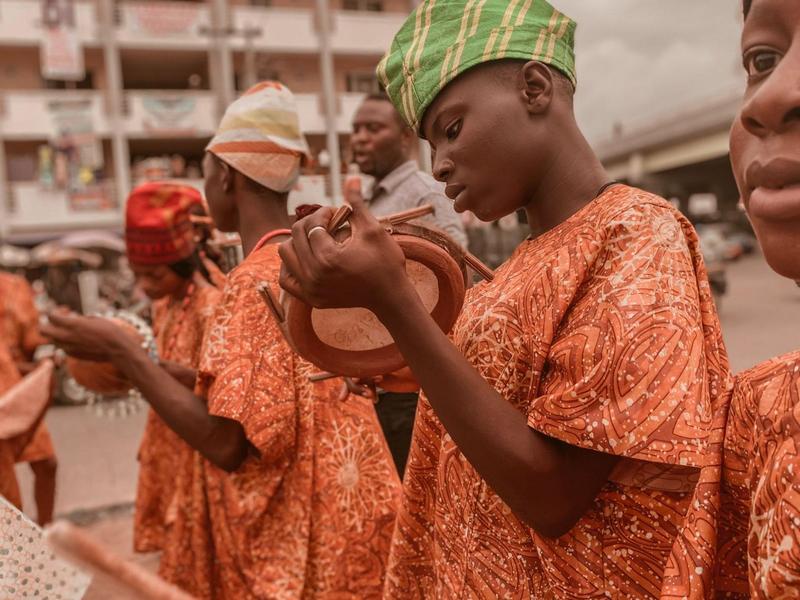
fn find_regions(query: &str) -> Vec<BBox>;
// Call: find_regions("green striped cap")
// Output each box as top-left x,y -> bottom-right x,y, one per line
377,0 -> 577,133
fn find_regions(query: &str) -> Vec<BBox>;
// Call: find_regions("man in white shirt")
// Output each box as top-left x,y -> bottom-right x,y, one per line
350,93 -> 467,476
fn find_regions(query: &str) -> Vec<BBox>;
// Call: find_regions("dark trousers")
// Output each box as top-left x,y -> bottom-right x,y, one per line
374,391 -> 419,478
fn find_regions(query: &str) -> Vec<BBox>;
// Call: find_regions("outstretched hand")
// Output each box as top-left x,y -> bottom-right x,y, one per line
41,309 -> 131,362
278,177 -> 411,318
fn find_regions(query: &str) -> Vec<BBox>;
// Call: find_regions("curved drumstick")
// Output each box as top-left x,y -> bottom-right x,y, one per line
45,521 -> 195,600
463,252 -> 495,281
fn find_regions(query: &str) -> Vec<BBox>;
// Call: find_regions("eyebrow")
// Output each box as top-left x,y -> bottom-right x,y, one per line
423,101 -> 464,141
742,1 -> 784,31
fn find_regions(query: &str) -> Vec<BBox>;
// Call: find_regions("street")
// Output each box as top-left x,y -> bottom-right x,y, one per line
11,252 -> 799,596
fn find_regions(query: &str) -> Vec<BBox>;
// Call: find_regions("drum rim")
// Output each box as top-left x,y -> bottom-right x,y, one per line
283,231 -> 467,378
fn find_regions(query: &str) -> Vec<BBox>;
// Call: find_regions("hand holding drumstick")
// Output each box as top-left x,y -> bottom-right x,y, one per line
279,177 -> 411,317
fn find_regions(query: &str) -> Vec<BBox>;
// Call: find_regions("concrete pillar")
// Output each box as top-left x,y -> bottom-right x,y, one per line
210,0 -> 235,114
0,136 -> 9,241
99,0 -> 130,216
315,0 -> 343,205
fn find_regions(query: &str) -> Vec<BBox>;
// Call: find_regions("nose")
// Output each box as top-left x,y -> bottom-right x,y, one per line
740,53 -> 800,137
432,154 -> 454,183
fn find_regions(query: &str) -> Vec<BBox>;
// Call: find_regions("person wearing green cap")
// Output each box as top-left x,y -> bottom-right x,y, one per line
279,1 -> 730,597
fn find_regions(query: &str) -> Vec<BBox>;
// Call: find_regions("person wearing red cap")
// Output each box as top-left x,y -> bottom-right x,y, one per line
122,182 -> 223,557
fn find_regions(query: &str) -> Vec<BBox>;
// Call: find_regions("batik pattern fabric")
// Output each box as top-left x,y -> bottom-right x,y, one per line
384,185 -> 731,599
133,281 -> 220,553
158,243 -> 400,599
0,273 -> 55,465
717,350 -> 800,599
0,340 -> 22,507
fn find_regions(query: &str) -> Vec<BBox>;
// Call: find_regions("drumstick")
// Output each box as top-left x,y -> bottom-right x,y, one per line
45,521 -> 195,600
464,252 -> 495,281
326,204 -> 354,233
309,371 -> 339,383
257,282 -> 285,323
381,204 -> 435,226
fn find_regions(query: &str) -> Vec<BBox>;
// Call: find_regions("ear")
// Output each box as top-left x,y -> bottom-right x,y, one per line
519,61 -> 554,115
219,160 -> 234,194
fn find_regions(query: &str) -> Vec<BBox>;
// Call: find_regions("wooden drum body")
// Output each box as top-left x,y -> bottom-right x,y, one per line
283,223 -> 467,378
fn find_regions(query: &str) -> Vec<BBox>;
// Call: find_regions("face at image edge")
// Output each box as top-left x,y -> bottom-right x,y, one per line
730,0 -> 800,280
420,59 -> 575,223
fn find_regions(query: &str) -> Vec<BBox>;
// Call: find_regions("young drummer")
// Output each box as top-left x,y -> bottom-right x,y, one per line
45,82 -> 400,599
716,0 -> 800,596
0,271 -> 57,525
279,2 -> 730,597
122,183 -> 221,555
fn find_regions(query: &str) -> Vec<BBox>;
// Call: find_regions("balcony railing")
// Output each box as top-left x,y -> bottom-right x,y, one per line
5,175 -> 329,235
0,90 -> 110,139
0,0 -> 98,46
123,91 -> 217,137
0,1 -> 406,54
0,90 -> 364,139
7,180 -> 121,232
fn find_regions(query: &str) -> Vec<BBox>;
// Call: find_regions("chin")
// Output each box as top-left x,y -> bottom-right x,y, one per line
754,223 -> 800,280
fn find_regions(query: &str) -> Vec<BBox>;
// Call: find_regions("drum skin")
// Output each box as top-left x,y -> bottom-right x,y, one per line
281,224 -> 468,378
65,319 -> 142,395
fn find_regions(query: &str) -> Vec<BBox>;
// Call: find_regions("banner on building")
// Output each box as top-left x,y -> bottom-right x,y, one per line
67,182 -> 116,213
40,0 -> 85,81
141,96 -> 198,136
47,99 -> 112,210
125,1 -> 203,36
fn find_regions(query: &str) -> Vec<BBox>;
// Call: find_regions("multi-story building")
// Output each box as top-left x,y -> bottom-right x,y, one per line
0,0 -> 415,243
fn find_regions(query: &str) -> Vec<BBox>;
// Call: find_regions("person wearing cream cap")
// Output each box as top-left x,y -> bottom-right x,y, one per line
279,2 -> 730,597
45,82 -> 400,599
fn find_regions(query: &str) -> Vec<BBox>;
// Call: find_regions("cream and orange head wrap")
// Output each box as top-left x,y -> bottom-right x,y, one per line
206,81 -> 310,194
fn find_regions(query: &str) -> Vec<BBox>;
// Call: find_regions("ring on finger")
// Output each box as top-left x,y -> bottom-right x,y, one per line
307,225 -> 328,240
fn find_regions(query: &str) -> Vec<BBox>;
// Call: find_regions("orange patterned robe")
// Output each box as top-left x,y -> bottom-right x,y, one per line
133,281 -> 221,553
0,341 -> 22,508
0,272 -> 54,465
158,243 -> 401,599
384,185 -> 731,599
717,350 -> 800,598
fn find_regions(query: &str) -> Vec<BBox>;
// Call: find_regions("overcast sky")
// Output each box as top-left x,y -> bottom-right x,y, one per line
553,0 -> 744,143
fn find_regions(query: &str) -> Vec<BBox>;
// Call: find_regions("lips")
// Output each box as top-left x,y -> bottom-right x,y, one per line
444,184 -> 468,212
352,150 -> 371,163
444,183 -> 464,201
745,158 -> 800,222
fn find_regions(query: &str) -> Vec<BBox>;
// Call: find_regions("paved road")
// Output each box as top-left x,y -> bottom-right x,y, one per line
717,253 -> 800,372
9,251 -> 798,595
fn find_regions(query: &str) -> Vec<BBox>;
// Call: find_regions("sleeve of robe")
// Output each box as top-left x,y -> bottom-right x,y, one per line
196,268 -> 298,465
526,202 -> 723,471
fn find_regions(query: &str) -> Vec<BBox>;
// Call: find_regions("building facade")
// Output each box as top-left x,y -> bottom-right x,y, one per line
594,91 -> 742,221
0,0 -> 414,243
